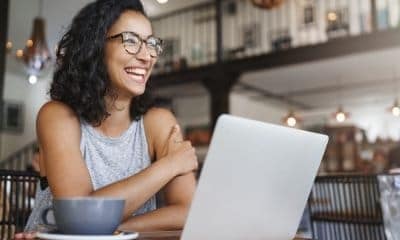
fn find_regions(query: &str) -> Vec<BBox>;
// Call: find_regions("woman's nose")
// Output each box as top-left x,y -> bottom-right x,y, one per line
135,44 -> 151,62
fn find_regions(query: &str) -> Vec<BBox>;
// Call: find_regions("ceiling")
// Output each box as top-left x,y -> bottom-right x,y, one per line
5,0 -> 399,113
238,46 -> 400,110
153,45 -> 400,112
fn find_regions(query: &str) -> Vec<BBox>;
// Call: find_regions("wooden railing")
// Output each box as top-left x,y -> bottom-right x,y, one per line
308,175 -> 386,240
0,141 -> 37,171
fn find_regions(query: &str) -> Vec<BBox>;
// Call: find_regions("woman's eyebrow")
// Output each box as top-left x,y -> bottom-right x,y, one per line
126,31 -> 154,39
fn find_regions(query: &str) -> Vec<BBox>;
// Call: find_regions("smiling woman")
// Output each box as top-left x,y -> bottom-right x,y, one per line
16,0 -> 198,238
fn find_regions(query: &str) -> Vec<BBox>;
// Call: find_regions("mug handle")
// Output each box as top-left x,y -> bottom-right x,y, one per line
41,206 -> 56,226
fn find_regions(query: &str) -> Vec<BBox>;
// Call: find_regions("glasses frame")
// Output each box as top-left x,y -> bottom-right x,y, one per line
107,31 -> 163,58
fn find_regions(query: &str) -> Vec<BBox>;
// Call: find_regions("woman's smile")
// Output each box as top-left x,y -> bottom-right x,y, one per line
124,66 -> 148,84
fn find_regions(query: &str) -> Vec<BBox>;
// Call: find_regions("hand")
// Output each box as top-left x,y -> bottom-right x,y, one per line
163,125 -> 198,176
14,232 -> 36,239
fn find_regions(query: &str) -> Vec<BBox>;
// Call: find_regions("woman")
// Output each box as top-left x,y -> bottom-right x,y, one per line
16,0 -> 197,237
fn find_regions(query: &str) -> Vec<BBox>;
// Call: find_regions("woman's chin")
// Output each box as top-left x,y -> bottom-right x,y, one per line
129,86 -> 146,97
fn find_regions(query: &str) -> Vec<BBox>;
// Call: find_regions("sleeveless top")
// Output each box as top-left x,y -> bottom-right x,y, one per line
24,117 -> 157,231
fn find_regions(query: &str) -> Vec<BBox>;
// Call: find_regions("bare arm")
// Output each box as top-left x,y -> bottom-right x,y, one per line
118,108 -> 197,231
38,102 -> 195,220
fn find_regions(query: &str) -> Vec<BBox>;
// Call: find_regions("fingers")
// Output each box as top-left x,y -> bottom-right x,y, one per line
14,232 -> 36,239
169,124 -> 183,142
14,232 -> 23,239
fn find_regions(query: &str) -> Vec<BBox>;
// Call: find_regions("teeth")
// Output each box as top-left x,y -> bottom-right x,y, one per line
125,68 -> 146,75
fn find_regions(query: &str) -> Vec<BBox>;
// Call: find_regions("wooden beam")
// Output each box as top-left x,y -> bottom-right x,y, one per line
151,28 -> 400,87
0,0 -> 9,101
215,0 -> 223,63
370,0 -> 377,31
225,28 -> 400,73
150,64 -> 217,87
202,72 -> 240,129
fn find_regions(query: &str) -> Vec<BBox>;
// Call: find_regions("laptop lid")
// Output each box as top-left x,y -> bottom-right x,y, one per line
181,114 -> 328,240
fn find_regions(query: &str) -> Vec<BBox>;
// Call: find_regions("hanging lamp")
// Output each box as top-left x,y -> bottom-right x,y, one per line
389,98 -> 400,117
22,0 -> 52,83
333,105 -> 349,123
282,109 -> 300,127
389,72 -> 400,117
5,41 -> 13,54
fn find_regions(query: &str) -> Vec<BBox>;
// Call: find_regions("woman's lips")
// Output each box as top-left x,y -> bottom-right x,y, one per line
124,67 -> 147,84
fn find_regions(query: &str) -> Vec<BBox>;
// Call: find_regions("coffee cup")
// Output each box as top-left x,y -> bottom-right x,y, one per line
41,197 -> 125,235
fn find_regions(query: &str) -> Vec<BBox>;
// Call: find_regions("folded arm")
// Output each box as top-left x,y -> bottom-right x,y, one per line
118,108 -> 197,231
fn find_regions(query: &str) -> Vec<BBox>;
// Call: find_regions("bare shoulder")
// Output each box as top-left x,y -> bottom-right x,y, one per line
37,100 -> 81,136
38,101 -> 78,120
144,107 -> 177,128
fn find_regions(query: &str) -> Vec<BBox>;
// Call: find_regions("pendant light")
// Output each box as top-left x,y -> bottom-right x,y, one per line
5,41 -> 13,54
282,109 -> 300,127
389,72 -> 400,117
22,0 -> 52,83
333,105 -> 349,123
389,98 -> 400,117
281,87 -> 301,127
332,79 -> 350,123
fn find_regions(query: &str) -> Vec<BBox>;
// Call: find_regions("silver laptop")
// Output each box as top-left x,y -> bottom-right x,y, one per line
181,114 -> 328,240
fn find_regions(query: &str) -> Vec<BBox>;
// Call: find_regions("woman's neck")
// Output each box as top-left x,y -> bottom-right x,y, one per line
95,96 -> 132,137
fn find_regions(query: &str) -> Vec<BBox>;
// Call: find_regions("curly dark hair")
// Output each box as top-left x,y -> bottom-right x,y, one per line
50,0 -> 154,125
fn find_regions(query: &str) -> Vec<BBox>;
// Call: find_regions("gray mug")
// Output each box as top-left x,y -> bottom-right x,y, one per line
41,197 -> 125,235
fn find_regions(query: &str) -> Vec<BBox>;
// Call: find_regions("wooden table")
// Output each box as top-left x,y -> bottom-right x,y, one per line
137,231 -> 311,240
34,230 -> 311,239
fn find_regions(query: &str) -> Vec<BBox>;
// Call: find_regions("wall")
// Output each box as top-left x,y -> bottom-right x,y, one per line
230,90 -> 289,124
1,0 -> 90,159
0,71 -> 50,159
172,94 -> 210,133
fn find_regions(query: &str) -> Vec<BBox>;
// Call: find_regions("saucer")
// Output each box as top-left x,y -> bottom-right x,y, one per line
36,231 -> 139,240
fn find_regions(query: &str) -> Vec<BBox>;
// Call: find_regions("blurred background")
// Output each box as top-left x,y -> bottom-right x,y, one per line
2,1 -> 400,239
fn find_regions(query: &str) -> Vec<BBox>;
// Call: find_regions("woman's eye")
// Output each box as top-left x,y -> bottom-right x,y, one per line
147,39 -> 158,47
124,38 -> 139,44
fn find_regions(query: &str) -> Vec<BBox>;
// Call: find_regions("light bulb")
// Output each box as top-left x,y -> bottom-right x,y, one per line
336,112 -> 346,122
392,106 -> 400,117
157,0 -> 168,3
28,75 -> 38,85
26,39 -> 33,47
6,41 -> 12,50
328,12 -> 337,21
16,49 -> 24,58
286,116 -> 297,127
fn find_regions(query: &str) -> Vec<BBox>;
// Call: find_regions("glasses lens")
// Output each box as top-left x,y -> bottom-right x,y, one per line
146,37 -> 163,57
122,33 -> 141,54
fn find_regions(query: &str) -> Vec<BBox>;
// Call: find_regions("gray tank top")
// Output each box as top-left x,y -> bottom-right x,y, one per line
24,117 -> 156,231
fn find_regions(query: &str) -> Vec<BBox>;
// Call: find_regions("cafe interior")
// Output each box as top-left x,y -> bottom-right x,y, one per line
1,0 -> 400,239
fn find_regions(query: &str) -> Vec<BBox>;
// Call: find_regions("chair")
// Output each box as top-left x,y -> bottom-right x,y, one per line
308,175 -> 386,240
0,169 -> 39,239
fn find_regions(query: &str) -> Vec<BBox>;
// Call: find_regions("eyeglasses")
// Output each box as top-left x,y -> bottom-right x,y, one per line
107,31 -> 163,58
